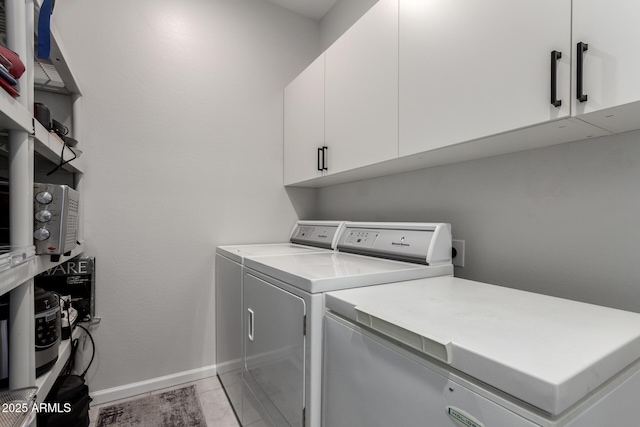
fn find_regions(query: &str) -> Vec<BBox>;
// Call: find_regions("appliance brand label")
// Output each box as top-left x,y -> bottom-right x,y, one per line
317,234 -> 328,239
446,406 -> 485,427
44,258 -> 92,276
392,236 -> 409,247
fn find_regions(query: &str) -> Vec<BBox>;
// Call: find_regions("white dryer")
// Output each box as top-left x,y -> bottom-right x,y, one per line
239,222 -> 454,427
215,220 -> 346,425
323,277 -> 640,427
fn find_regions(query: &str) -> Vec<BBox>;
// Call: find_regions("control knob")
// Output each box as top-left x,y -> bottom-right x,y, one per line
35,191 -> 53,204
34,210 -> 52,223
33,228 -> 51,241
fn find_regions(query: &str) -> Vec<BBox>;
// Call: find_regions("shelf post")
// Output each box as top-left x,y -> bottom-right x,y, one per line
26,0 -> 35,114
6,0 -> 36,389
72,94 -> 84,242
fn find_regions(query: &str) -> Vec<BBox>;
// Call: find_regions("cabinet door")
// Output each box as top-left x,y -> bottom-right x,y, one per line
284,54 -> 325,186
243,273 -> 306,427
572,0 -> 640,132
399,0 -> 571,157
325,0 -> 399,175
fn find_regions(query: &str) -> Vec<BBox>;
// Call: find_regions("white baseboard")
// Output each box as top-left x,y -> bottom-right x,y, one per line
214,358 -> 240,372
90,364 -> 217,406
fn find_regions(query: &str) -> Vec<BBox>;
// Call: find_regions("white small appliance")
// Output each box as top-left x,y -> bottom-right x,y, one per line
323,276 -> 640,427
240,222 -> 453,427
215,220 -> 347,425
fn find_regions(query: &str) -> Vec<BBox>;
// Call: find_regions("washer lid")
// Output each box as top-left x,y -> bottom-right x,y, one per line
325,276 -> 640,416
216,221 -> 348,263
216,243 -> 326,264
244,252 -> 453,293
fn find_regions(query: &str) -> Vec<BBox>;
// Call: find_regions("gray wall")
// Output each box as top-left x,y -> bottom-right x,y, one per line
52,0 -> 319,393
316,130 -> 640,313
320,0 -> 378,50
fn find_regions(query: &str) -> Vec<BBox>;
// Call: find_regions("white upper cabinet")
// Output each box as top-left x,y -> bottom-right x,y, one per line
284,54 -> 325,185
572,0 -> 640,133
399,0 -> 572,157
324,0 -> 398,174
283,0 -> 640,188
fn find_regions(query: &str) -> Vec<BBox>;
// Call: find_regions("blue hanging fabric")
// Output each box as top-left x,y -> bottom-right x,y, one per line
37,0 -> 53,59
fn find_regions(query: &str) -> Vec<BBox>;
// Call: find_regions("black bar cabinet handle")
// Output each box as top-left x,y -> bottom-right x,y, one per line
577,42 -> 588,102
551,50 -> 562,107
317,147 -> 323,171
322,146 -> 328,171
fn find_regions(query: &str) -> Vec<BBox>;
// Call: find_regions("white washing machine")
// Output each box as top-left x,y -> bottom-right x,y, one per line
240,222 -> 454,427
323,276 -> 640,427
215,220 -> 347,425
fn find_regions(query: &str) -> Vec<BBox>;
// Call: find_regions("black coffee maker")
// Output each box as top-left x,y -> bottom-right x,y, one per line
35,287 -> 61,377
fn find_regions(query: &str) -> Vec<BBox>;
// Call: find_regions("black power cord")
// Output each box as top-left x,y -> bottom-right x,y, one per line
46,140 -> 77,176
62,323 -> 95,379
75,324 -> 95,379
53,291 -> 96,378
46,121 -> 78,176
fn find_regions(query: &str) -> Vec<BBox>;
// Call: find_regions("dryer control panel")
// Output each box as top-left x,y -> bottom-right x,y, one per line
289,221 -> 345,249
337,222 -> 452,265
344,230 -> 379,248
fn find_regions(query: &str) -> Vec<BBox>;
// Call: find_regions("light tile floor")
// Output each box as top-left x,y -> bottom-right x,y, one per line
88,376 -> 240,427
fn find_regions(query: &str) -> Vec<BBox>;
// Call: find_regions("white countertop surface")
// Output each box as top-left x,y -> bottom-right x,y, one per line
325,276 -> 640,415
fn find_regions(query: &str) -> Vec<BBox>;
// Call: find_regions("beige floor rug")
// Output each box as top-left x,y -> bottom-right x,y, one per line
96,385 -> 207,427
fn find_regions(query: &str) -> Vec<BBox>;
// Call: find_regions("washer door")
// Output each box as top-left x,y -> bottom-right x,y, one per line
244,273 -> 306,427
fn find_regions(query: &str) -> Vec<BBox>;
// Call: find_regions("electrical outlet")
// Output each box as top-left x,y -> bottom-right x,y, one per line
452,239 -> 465,268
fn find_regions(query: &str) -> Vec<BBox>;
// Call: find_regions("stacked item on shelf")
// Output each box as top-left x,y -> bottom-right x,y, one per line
0,179 -> 36,272
0,294 -> 7,389
35,256 -> 96,323
0,45 -> 24,98
0,246 -> 35,273
0,179 -> 7,245
0,387 -> 38,427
